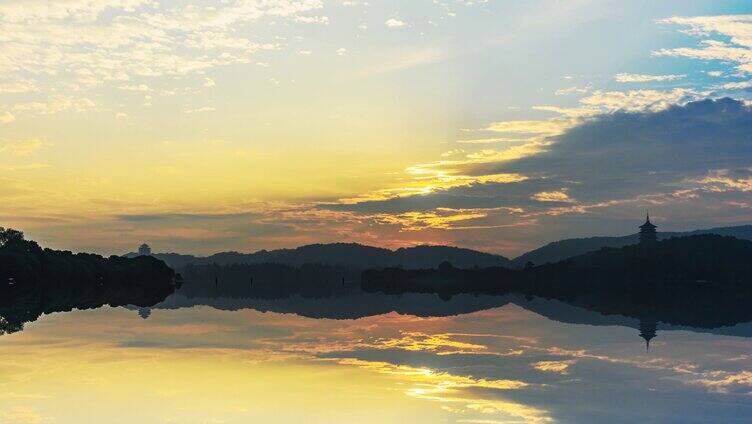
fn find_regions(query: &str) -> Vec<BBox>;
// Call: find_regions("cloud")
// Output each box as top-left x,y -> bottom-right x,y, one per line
0,139 -> 50,156
655,15 -> 752,74
119,84 -> 153,92
324,98 -> 752,253
385,18 -> 406,28
184,106 -> 215,113
531,190 -> 574,203
295,15 -> 329,24
0,80 -> 37,93
554,85 -> 591,95
0,407 -> 53,424
684,370 -> 752,394
614,73 -> 686,83
12,96 -> 96,115
716,80 -> 752,91
476,98 -> 752,201
578,88 -> 702,113
456,137 -> 529,145
485,120 -> 571,135
0,0 -> 321,98
532,360 -> 576,374
693,169 -> 752,192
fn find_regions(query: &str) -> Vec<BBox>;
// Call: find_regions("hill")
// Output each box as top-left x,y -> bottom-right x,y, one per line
512,224 -> 752,266
126,243 -> 512,270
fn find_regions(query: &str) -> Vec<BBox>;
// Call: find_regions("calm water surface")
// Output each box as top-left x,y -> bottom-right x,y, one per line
1,293 -> 751,423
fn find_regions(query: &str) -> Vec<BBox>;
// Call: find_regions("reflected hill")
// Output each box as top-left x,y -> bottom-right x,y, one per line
140,288 -> 752,342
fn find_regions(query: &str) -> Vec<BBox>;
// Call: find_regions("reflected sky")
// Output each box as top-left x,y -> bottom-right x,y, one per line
1,302 -> 751,423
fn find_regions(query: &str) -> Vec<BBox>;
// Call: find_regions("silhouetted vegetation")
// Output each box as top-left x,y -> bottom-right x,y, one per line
362,235 -> 752,327
0,228 -> 180,334
177,262 -> 361,299
511,224 -> 752,266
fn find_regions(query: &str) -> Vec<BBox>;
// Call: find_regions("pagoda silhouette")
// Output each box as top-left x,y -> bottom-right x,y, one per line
138,243 -> 152,256
639,212 -> 657,244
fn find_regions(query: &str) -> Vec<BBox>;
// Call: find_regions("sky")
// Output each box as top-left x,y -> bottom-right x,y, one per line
1,0 -> 752,256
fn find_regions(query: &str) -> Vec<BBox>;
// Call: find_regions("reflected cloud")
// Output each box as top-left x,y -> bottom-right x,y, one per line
337,358 -> 550,423
531,360 -> 576,375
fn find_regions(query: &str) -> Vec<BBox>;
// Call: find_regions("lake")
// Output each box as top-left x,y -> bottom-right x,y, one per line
1,291 -> 751,423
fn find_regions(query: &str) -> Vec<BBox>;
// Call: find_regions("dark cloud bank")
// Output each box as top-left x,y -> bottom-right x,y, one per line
334,98 -> 752,214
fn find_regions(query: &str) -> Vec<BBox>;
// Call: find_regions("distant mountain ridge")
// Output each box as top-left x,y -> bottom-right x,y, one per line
125,243 -> 512,270
126,224 -> 752,270
512,224 -> 752,266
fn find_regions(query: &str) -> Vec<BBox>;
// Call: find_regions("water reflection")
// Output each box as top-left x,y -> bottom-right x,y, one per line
1,285 -> 751,423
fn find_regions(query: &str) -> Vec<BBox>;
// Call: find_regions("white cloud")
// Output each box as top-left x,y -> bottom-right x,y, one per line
13,96 -> 96,115
716,80 -> 752,90
485,119 -> 571,135
0,80 -> 37,93
203,78 -> 216,88
655,15 -> 752,74
554,85 -> 591,95
0,139 -> 50,156
185,106 -> 215,113
456,137 -> 529,145
119,84 -> 152,92
579,88 -> 701,113
614,73 -> 686,83
531,190 -> 574,203
295,15 -> 329,24
336,47 -> 348,56
0,0 -> 323,98
385,18 -> 406,28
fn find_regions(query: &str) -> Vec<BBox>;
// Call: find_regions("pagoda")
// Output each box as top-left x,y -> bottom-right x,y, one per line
138,243 -> 152,256
639,213 -> 657,244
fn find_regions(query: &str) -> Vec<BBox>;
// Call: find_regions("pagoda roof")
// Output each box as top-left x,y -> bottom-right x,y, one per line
640,220 -> 657,229
639,212 -> 657,229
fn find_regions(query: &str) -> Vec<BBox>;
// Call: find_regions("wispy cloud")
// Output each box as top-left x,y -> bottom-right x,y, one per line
655,15 -> 752,74
0,139 -> 50,156
614,73 -> 686,83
